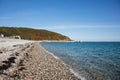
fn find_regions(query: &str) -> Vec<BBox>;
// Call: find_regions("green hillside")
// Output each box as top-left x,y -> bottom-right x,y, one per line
0,27 -> 71,41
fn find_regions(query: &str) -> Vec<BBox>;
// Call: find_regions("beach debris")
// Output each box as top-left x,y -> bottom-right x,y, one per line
8,57 -> 16,63
18,67 -> 26,71
0,57 -> 16,70
25,53 -> 29,57
0,50 -> 3,54
15,52 -> 19,56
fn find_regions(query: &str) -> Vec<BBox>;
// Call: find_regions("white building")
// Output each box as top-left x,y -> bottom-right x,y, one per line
9,35 -> 21,39
13,35 -> 21,39
0,34 -> 4,38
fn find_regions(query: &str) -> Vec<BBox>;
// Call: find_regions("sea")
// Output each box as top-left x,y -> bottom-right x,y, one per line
41,42 -> 120,80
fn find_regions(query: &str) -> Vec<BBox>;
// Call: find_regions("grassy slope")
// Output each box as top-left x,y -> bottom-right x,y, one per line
0,27 -> 71,41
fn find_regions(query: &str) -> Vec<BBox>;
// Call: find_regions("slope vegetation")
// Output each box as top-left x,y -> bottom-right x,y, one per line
0,27 -> 71,41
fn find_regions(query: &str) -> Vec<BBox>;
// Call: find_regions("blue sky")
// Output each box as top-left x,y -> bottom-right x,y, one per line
0,0 -> 120,41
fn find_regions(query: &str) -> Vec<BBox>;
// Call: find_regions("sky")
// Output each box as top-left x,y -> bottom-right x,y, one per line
0,0 -> 120,41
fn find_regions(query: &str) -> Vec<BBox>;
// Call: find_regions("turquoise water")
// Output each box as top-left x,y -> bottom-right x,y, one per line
41,42 -> 120,80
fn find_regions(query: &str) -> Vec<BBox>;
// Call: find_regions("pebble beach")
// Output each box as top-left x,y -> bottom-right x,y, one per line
0,38 -> 80,80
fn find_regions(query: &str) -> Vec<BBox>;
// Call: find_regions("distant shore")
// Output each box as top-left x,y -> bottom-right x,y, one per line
0,38 -> 80,80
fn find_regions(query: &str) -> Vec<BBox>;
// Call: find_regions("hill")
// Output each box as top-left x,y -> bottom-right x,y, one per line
0,27 -> 71,41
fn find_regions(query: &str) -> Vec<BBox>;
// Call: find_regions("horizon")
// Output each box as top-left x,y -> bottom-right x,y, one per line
0,0 -> 120,41
1,26 -> 120,42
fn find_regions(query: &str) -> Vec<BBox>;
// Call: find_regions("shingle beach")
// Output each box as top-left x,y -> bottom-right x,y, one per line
0,38 -> 80,80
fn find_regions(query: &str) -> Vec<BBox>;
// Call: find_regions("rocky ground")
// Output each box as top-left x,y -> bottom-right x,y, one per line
0,41 -> 80,80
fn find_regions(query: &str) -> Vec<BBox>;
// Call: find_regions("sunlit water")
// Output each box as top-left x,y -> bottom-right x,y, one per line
41,42 -> 120,80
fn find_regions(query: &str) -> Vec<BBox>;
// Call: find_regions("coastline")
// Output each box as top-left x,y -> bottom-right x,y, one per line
39,43 -> 81,80
0,38 -> 80,80
40,42 -> 85,80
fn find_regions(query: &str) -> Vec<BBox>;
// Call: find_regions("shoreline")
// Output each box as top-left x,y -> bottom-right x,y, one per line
40,43 -> 85,80
0,39 -> 81,80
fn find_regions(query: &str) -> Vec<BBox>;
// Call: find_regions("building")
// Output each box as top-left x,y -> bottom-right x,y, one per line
9,35 -> 21,39
13,35 -> 21,39
0,34 -> 4,38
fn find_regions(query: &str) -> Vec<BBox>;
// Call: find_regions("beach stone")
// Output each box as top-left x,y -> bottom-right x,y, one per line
10,78 -> 14,80
13,45 -> 18,47
0,43 -> 80,80
0,50 -> 3,54
15,52 -> 19,56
